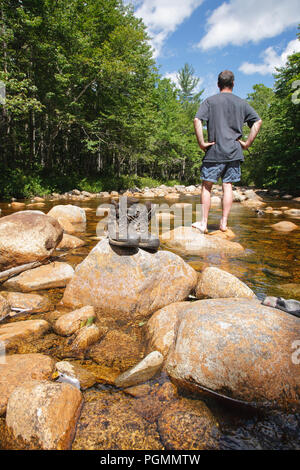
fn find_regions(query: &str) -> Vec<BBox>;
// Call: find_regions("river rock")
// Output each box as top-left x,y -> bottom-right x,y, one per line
3,262 -> 74,292
55,361 -> 96,390
0,319 -> 50,352
0,291 -> 52,314
158,398 -> 219,450
11,202 -> 26,209
160,226 -> 245,256
210,196 -> 222,207
6,381 -> 82,449
67,324 -> 104,355
0,211 -> 63,271
54,306 -> 95,336
164,193 -> 180,200
47,204 -> 86,233
195,267 -> 256,299
271,221 -> 299,232
284,208 -> 300,218
61,238 -> 197,320
0,354 -> 55,416
88,329 -> 143,374
56,233 -> 86,250
242,199 -> 266,208
208,228 -> 236,239
115,351 -> 164,388
166,298 -> 300,410
0,294 -> 10,321
146,302 -> 190,357
72,391 -> 162,450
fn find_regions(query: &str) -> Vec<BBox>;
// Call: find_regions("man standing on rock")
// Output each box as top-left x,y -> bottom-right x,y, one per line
193,70 -> 262,233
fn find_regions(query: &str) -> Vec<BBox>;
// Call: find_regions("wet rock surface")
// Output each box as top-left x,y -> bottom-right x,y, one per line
3,261 -> 74,292
72,390 -> 163,450
62,238 -> 197,320
0,211 -> 63,271
160,226 -> 245,256
0,353 -> 55,415
5,381 -> 82,449
196,267 -> 256,299
166,298 -> 300,410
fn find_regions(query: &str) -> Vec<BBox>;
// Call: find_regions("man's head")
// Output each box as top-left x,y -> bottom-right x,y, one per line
218,70 -> 235,91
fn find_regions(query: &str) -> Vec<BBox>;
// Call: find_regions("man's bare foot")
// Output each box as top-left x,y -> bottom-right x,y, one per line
219,219 -> 228,232
192,221 -> 208,234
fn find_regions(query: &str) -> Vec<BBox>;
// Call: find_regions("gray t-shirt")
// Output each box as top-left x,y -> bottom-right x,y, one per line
195,92 -> 260,162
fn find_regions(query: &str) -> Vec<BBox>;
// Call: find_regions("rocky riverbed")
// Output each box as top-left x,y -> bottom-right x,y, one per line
0,184 -> 299,450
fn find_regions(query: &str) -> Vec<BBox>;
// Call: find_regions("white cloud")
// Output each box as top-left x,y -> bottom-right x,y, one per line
239,39 -> 300,75
197,0 -> 300,50
127,0 -> 204,58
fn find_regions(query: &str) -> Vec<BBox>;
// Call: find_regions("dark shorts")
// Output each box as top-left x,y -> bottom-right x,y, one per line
200,161 -> 241,183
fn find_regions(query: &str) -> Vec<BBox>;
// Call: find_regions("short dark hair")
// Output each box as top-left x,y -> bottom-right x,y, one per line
218,70 -> 235,90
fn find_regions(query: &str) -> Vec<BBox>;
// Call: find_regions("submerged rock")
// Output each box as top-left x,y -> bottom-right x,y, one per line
72,391 -> 163,450
0,211 -> 63,271
0,353 -> 55,416
47,204 -> 86,233
115,351 -> 164,388
62,238 -> 197,321
166,298 -> 300,410
271,221 -> 299,232
160,226 -> 245,256
3,262 -> 74,292
195,267 -> 256,299
88,329 -> 143,374
158,397 -> 220,450
5,381 -> 82,449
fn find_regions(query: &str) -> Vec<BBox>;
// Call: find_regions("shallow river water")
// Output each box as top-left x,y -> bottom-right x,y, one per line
0,193 -> 299,450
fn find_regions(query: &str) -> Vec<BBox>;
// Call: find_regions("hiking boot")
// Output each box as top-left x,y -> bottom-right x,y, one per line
108,199 -> 139,248
128,201 -> 160,252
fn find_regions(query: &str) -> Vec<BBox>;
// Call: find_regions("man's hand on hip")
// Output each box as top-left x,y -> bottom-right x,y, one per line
200,141 -> 215,152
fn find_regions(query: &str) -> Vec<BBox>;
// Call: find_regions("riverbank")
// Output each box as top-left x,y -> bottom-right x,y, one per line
0,189 -> 299,450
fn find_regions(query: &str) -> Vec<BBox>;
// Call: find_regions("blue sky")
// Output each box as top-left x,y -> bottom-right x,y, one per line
125,0 -> 300,99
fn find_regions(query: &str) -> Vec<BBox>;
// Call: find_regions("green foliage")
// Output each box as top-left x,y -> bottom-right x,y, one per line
242,39 -> 300,193
0,2 -> 298,198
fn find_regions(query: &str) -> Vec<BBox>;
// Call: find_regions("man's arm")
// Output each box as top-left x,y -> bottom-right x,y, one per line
194,118 -> 215,151
238,119 -> 262,150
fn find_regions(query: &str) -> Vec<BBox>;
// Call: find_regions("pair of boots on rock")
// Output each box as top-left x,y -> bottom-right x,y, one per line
108,197 -> 160,252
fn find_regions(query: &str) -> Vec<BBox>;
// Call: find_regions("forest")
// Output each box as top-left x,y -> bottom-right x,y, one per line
0,0 -> 299,198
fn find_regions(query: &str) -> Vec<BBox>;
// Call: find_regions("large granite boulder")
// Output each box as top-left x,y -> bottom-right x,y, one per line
47,205 -> 86,233
62,238 -> 197,321
160,226 -> 245,256
166,298 -> 300,410
0,211 -> 63,271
